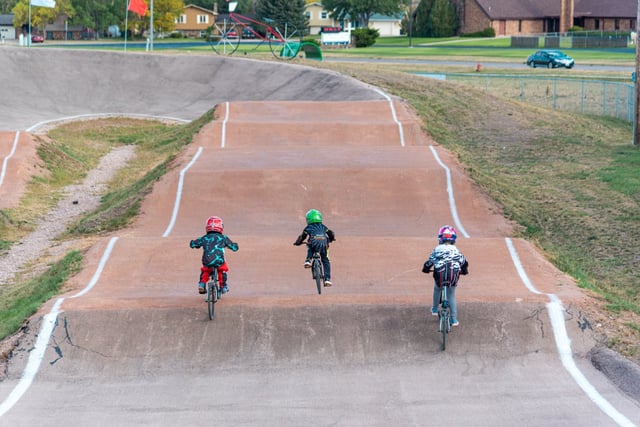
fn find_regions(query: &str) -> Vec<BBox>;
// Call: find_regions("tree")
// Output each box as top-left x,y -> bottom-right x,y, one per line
321,0 -> 407,28
152,0 -> 184,34
428,0 -> 456,37
69,0 -> 122,37
12,0 -> 75,36
415,0 -> 458,37
256,0 -> 307,33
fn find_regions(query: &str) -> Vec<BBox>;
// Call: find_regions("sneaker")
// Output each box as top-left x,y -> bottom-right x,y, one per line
430,307 -> 438,317
451,318 -> 459,327
198,283 -> 206,294
304,260 -> 311,268
324,280 -> 332,287
221,284 -> 229,294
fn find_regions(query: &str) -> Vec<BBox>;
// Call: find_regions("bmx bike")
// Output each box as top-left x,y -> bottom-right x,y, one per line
437,284 -> 452,351
309,250 -> 325,295
205,268 -> 219,320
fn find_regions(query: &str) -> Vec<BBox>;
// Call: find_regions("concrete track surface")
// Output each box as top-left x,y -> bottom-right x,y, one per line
0,48 -> 638,426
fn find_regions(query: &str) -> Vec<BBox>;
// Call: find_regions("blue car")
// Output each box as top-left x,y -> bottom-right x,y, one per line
526,50 -> 574,69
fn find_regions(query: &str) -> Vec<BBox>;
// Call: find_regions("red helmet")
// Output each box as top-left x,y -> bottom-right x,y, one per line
438,225 -> 457,244
205,216 -> 224,233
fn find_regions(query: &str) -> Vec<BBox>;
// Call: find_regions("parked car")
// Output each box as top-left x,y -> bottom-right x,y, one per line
526,50 -> 574,69
31,34 -> 44,43
225,30 -> 238,38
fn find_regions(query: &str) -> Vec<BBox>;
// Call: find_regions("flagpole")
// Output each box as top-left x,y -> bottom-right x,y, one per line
28,1 -> 31,47
149,0 -> 153,51
124,0 -> 129,52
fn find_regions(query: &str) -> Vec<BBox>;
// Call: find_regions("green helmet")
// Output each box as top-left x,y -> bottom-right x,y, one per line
305,209 -> 322,224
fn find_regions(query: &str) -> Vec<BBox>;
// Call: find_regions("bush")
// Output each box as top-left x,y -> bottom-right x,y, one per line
461,27 -> 496,38
568,26 -> 584,32
352,28 -> 379,47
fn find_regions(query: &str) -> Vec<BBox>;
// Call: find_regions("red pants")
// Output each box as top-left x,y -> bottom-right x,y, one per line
200,262 -> 228,285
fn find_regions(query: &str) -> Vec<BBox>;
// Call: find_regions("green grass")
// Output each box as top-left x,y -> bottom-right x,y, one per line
0,251 -> 83,340
0,113 -> 210,341
64,113 -> 211,235
309,60 -> 640,357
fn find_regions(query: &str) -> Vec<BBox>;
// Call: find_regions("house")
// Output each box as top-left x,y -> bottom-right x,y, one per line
174,4 -> 217,38
573,0 -> 636,32
369,14 -> 403,37
0,14 -> 16,40
457,0 -> 636,36
305,2 -> 347,35
46,15 -> 94,40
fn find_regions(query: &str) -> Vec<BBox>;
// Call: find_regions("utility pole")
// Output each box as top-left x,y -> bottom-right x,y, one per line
635,0 -> 640,145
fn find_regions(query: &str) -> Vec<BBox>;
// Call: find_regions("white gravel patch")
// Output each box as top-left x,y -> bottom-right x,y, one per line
0,145 -> 136,286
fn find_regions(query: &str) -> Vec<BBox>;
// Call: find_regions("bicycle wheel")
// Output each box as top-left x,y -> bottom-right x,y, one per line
268,23 -> 302,60
440,309 -> 449,351
207,279 -> 217,320
207,21 -> 241,56
312,260 -> 323,295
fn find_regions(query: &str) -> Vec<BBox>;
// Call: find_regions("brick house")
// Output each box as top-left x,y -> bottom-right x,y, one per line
174,4 -> 217,38
455,0 -> 636,36
45,15 -> 95,40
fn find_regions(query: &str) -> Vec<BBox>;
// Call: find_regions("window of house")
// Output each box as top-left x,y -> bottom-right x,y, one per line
615,19 -> 619,30
518,20 -> 522,32
595,19 -> 599,30
176,14 -> 186,24
321,11 -> 328,20
305,11 -> 311,19
197,15 -> 208,24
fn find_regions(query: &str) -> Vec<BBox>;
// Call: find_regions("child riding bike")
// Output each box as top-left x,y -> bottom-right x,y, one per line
190,216 -> 239,295
422,225 -> 469,326
293,209 -> 335,287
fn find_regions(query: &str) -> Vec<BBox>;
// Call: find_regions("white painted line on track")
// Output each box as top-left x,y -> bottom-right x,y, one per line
428,146 -> 469,238
0,131 -> 20,189
505,238 -> 636,427
70,237 -> 119,299
373,88 -> 405,147
221,102 -> 229,148
0,237 -> 118,418
162,146 -> 203,238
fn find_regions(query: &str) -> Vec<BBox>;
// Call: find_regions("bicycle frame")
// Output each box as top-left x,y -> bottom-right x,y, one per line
227,12 -> 294,44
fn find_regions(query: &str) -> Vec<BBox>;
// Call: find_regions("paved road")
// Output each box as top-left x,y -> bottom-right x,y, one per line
323,56 -> 635,73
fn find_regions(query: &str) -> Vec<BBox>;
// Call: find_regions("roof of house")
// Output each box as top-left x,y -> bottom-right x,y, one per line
474,0 -> 559,19
184,4 -> 215,14
0,14 -> 14,26
574,0 -> 636,18
474,0 -> 635,20
369,14 -> 403,22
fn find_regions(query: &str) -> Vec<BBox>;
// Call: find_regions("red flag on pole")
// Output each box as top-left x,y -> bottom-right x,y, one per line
128,0 -> 147,16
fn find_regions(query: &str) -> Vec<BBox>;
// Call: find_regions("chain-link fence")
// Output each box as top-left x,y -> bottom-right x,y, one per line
421,73 -> 634,122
